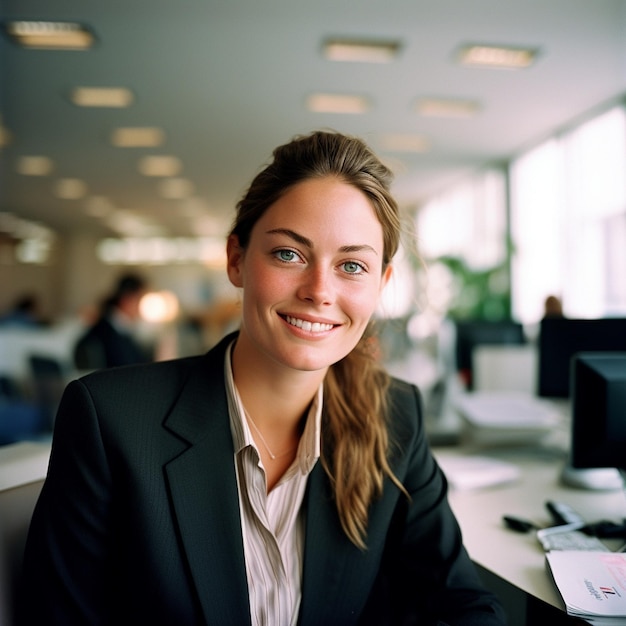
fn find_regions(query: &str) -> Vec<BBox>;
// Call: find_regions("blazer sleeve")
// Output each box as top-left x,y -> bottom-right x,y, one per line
17,379 -> 118,625
367,379 -> 507,626
17,345 -> 246,626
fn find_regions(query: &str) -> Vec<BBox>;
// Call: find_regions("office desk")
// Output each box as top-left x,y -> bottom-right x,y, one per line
434,445 -> 626,625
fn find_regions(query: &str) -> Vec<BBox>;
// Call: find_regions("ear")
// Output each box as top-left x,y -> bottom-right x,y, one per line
226,234 -> 244,288
380,264 -> 393,292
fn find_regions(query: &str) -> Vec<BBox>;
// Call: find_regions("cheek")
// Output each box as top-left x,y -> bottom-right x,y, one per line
341,283 -> 382,320
243,264 -> 290,305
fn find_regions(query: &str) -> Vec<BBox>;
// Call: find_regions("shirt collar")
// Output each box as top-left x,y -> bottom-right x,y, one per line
224,339 -> 322,474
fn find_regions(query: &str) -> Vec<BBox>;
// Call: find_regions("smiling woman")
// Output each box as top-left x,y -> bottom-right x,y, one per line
19,130 -> 506,626
227,177 -> 390,381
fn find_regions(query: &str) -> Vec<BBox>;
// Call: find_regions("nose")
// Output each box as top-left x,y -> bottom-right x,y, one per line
297,266 -> 334,305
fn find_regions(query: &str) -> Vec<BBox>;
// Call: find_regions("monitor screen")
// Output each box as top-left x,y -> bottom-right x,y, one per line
454,320 -> 526,390
538,317 -> 626,398
570,352 -> 626,472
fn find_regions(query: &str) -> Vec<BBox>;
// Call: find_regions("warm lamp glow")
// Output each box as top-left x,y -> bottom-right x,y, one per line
139,290 -> 180,323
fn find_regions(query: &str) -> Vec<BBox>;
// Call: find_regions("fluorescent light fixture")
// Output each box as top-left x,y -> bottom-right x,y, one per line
138,155 -> 182,177
457,44 -> 539,69
323,38 -> 401,63
416,97 -> 480,118
3,20 -> 95,50
103,213 -> 165,238
157,178 -> 195,199
179,197 -> 211,217
379,134 -> 430,153
111,127 -> 165,148
71,87 -> 133,108
306,93 -> 370,114
16,156 -> 54,175
190,215 -> 224,237
84,196 -> 114,217
54,178 -> 87,200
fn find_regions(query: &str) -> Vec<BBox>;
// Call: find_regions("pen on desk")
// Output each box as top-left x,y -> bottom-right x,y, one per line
502,515 -> 539,533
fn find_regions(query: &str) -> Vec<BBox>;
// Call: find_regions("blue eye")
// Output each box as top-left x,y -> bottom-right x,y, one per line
275,249 -> 299,263
342,261 -> 364,274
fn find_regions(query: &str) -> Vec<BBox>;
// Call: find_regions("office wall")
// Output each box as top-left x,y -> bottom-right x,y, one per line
3,233 -> 238,324
1,235 -> 128,322
0,245 -> 66,323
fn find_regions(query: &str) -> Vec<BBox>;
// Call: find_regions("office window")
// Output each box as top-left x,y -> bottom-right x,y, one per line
414,169 -> 509,322
416,169 -> 507,271
509,140 -> 565,323
511,105 -> 626,323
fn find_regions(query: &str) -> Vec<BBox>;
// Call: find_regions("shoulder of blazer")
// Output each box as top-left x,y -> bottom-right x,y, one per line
387,377 -> 423,429
71,332 -> 239,436
383,377 -> 428,470
77,331 -> 238,391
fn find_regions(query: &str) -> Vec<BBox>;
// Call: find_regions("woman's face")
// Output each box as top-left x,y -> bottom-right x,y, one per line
227,176 -> 392,375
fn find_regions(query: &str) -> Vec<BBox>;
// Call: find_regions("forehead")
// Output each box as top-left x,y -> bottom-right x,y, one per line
254,177 -> 384,247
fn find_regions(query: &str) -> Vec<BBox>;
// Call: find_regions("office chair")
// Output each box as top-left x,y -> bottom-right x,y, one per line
27,355 -> 67,432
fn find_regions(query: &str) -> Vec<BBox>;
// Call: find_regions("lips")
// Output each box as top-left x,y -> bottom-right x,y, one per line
284,315 -> 334,333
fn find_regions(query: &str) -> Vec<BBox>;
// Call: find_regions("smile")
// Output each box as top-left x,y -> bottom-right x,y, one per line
284,315 -> 334,333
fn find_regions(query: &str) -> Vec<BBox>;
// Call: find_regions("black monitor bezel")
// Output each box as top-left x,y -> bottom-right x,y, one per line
538,317 -> 626,398
570,352 -> 626,472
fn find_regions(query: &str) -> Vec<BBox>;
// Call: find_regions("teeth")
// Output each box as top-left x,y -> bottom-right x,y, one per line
285,316 -> 333,332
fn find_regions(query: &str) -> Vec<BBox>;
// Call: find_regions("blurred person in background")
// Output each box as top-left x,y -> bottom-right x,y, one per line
543,294 -> 564,319
73,273 -> 153,370
0,293 -> 45,328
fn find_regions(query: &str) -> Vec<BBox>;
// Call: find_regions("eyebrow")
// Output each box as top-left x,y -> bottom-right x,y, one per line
265,228 -> 379,255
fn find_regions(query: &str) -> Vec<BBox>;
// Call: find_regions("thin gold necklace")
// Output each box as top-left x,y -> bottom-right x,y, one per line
243,408 -> 296,460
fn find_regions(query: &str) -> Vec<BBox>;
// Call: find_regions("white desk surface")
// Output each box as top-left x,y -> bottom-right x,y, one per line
435,445 -> 626,611
0,440 -> 51,491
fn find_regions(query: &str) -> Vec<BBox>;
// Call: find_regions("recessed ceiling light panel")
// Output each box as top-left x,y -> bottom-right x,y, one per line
157,178 -> 195,199
0,116 -> 11,147
54,178 -> 87,200
111,127 -> 165,148
71,87 -> 133,108
16,156 -> 54,175
457,44 -> 539,69
323,38 -> 401,63
138,156 -> 182,177
416,98 -> 480,118
84,196 -> 114,217
379,134 -> 430,153
306,93 -> 370,114
3,20 -> 95,50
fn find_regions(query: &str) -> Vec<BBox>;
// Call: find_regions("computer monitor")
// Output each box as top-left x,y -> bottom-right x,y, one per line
538,317 -> 626,398
454,320 -> 526,390
570,352 -> 626,473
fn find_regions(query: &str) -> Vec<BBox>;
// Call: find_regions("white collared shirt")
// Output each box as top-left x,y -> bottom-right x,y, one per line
224,342 -> 322,626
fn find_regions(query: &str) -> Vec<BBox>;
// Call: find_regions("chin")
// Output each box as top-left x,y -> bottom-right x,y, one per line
272,346 -> 338,373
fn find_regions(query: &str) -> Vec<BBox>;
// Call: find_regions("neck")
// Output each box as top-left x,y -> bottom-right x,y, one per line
231,335 -> 325,429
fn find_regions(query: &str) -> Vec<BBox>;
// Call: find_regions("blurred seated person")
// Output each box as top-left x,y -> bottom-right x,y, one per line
543,294 -> 564,319
0,294 -> 45,328
73,273 -> 153,370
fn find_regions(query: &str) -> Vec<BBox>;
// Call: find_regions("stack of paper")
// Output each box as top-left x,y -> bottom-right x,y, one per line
435,454 -> 521,491
454,391 -> 561,445
546,550 -> 626,624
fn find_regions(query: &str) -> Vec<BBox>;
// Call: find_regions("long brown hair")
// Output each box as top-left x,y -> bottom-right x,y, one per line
230,130 -> 403,548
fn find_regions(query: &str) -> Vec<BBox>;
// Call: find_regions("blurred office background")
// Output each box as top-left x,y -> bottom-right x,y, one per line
2,0 -> 626,444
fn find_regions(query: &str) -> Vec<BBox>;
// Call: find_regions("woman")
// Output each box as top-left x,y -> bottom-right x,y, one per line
19,131 -> 506,625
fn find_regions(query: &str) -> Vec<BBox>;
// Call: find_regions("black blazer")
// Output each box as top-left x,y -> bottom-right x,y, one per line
19,333 -> 505,626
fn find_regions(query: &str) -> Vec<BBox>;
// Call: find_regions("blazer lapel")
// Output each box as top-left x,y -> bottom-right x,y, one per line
298,465 -> 382,626
162,338 -> 251,626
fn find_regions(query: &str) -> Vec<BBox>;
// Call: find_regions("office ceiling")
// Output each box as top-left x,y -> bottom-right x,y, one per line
1,0 -> 626,240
